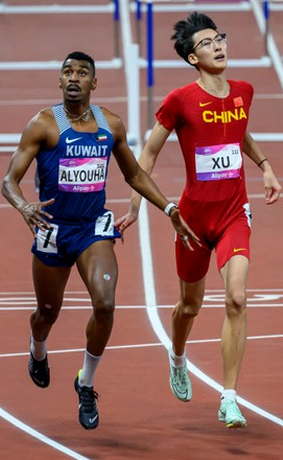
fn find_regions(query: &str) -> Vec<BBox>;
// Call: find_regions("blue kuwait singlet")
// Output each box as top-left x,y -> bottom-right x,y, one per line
36,104 -> 114,223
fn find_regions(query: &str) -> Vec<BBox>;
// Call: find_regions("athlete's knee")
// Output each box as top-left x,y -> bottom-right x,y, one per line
225,289 -> 246,316
175,299 -> 201,318
34,304 -> 60,325
93,297 -> 115,319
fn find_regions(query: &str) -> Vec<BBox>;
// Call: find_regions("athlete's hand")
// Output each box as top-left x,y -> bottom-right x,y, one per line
115,210 -> 139,234
263,170 -> 281,204
170,208 -> 202,250
20,198 -> 55,235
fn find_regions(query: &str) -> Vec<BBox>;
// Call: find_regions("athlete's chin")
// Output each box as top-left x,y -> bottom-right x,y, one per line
65,94 -> 83,103
210,63 -> 226,74
215,58 -> 227,69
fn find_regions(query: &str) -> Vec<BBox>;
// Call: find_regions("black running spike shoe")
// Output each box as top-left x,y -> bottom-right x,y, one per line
28,353 -> 50,388
74,374 -> 99,429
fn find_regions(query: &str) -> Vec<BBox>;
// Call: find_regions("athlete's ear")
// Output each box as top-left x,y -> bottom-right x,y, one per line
59,76 -> 63,89
188,52 -> 198,67
91,77 -> 97,91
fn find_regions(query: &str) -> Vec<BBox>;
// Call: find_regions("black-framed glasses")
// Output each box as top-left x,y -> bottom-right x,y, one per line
192,33 -> 227,52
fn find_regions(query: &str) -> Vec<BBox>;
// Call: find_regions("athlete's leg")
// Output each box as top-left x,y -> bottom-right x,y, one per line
29,255 -> 71,388
170,234 -> 210,401
220,255 -> 248,390
174,232 -> 211,355
215,213 -> 250,427
169,276 -> 206,402
74,240 -> 118,429
172,277 -> 205,355
31,255 -> 71,343
76,239 -> 118,358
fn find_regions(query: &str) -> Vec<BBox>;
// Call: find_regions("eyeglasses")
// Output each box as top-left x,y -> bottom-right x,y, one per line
192,33 -> 227,52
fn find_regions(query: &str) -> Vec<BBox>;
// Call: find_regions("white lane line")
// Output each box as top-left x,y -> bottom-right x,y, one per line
138,199 -> 283,427
1,334 -> 282,358
0,289 -> 282,295
0,304 -> 283,311
0,409 -> 91,460
139,56 -> 272,69
0,4 -> 113,13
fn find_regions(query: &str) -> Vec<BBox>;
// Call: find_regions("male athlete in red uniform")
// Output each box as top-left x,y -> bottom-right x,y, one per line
116,12 -> 281,428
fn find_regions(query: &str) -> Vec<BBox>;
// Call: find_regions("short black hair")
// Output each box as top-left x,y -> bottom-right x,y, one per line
62,51 -> 95,75
171,12 -> 217,65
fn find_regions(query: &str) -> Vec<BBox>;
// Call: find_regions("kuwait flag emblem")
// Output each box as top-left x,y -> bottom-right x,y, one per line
97,134 -> 107,141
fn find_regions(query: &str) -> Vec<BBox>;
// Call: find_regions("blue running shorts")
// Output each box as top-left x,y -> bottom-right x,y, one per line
32,209 -> 121,267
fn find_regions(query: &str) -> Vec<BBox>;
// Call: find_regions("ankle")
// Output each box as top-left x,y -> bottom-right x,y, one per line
221,389 -> 236,401
169,346 -> 186,368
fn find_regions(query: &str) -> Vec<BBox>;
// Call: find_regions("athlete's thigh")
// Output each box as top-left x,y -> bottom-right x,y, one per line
76,239 -> 118,302
220,255 -> 249,292
32,255 -> 71,309
175,236 -> 211,283
215,214 -> 251,273
179,276 -> 206,307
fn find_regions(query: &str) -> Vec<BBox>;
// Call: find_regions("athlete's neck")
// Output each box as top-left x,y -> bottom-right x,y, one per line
63,103 -> 91,122
197,74 -> 229,99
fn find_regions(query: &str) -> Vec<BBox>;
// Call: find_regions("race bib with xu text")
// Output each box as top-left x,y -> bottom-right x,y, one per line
195,143 -> 242,181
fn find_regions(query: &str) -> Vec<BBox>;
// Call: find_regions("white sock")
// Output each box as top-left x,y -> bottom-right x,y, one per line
79,350 -> 101,387
221,389 -> 236,401
169,346 -> 186,368
30,336 -> 47,361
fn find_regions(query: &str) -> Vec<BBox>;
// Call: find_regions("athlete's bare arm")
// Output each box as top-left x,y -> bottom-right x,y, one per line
104,110 -> 200,248
1,110 -> 56,234
115,121 -> 170,231
243,132 -> 281,204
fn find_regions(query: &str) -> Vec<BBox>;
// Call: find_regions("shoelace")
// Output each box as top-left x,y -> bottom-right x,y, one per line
174,367 -> 187,385
79,387 -> 99,412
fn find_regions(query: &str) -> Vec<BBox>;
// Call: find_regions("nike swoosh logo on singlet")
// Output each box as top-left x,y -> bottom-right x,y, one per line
66,137 -> 83,144
199,101 -> 213,107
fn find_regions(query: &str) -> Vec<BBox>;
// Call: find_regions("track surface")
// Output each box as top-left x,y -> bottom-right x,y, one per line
0,2 -> 282,459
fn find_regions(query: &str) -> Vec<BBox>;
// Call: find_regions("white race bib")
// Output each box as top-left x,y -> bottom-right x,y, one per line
95,211 -> 115,237
36,224 -> 58,253
195,143 -> 242,181
58,158 -> 107,192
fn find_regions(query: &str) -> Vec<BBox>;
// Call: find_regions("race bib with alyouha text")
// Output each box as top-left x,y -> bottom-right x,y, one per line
58,158 -> 107,192
195,143 -> 242,181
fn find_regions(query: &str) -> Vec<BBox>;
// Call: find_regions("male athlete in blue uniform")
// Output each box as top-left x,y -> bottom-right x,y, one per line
2,51 -> 197,430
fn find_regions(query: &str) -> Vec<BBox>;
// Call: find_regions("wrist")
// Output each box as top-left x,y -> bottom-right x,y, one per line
257,158 -> 268,168
17,201 -> 29,213
164,202 -> 178,216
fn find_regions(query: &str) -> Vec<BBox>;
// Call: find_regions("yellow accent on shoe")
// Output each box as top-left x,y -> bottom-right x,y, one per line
218,399 -> 247,428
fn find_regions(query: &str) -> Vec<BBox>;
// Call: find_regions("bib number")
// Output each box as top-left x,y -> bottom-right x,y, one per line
36,224 -> 58,253
95,211 -> 114,237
